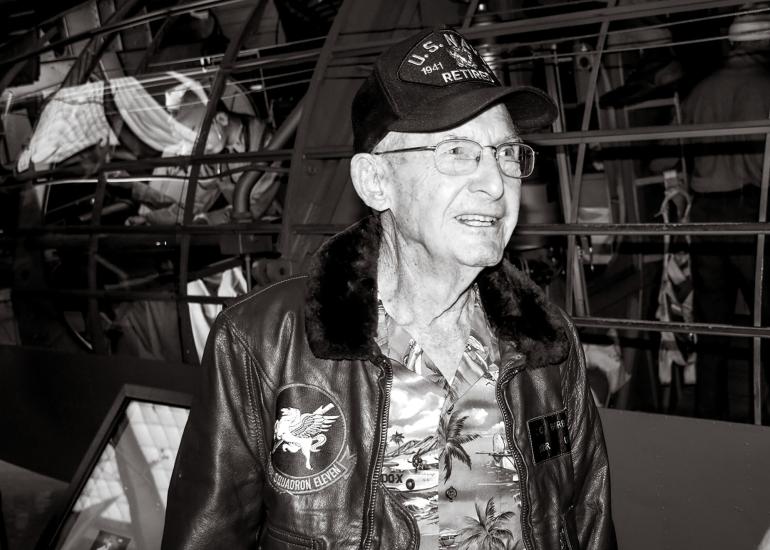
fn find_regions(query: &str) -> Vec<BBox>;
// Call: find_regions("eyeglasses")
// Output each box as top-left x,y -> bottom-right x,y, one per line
374,138 -> 536,179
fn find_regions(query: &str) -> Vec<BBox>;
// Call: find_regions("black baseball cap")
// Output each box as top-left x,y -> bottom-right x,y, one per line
352,27 -> 558,153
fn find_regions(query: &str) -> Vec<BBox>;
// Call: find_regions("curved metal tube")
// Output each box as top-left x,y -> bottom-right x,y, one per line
232,98 -> 304,221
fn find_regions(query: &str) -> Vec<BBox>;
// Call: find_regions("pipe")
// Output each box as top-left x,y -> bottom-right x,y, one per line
232,97 -> 304,221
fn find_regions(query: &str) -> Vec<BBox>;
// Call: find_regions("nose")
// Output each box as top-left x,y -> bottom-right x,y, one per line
468,147 -> 507,199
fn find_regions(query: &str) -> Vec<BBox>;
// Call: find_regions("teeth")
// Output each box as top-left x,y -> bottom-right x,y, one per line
457,214 -> 497,226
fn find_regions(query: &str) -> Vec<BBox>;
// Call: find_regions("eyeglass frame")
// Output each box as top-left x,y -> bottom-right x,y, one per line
372,138 -> 537,179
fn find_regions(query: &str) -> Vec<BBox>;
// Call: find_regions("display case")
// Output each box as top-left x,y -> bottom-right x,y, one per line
36,385 -> 192,550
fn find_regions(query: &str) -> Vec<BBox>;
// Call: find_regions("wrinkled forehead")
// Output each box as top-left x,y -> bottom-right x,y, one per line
386,103 -> 519,148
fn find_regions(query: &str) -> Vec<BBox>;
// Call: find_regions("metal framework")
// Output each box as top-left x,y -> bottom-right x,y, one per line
1,0 -> 767,423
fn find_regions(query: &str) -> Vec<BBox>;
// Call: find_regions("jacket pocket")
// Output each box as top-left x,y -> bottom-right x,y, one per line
559,506 -> 579,550
259,523 -> 324,550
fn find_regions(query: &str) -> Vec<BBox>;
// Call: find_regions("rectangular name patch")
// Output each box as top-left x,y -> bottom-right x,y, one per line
527,408 -> 571,464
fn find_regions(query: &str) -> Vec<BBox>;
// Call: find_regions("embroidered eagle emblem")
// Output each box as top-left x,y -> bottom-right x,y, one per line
447,43 -> 477,69
272,403 -> 339,470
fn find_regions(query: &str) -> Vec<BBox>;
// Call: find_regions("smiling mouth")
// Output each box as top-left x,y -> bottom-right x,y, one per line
456,214 -> 499,227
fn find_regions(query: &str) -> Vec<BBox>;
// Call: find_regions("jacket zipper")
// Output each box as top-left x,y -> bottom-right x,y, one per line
496,359 -> 534,550
361,355 -> 393,550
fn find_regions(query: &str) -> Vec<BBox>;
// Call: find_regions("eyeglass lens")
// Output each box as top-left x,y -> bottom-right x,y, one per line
434,139 -> 534,178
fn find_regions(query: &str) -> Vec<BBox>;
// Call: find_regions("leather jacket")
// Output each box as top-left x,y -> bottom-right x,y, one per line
162,217 -> 616,550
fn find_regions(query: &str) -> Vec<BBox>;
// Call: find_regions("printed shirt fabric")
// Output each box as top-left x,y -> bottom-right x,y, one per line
376,288 -> 524,550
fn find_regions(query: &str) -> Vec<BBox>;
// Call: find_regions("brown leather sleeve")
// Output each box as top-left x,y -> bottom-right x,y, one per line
161,313 -> 267,549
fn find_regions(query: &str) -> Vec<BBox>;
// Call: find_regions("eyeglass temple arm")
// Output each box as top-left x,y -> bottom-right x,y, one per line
373,145 -> 436,155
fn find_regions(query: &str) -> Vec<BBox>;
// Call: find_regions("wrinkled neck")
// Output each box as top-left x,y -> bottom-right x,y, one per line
376,214 -> 479,329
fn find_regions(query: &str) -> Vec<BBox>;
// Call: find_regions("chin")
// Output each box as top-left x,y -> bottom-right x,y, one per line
455,244 -> 505,268
449,230 -> 508,267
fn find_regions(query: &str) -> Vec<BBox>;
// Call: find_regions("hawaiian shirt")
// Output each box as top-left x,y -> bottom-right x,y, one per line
376,287 -> 524,550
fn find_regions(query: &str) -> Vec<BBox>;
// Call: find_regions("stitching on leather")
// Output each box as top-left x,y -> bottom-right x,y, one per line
218,275 -> 308,391
220,311 -> 274,388
561,311 -> 587,506
560,512 -> 576,550
225,274 -> 308,310
218,314 -> 268,463
243,338 -> 265,463
558,311 -> 581,438
265,523 -> 314,548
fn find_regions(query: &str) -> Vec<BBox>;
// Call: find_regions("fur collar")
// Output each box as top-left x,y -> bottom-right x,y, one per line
305,216 -> 568,368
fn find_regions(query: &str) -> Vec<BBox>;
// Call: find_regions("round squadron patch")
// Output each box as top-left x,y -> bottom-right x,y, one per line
267,383 -> 355,495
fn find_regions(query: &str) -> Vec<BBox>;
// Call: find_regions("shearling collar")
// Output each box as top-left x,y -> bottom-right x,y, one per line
305,216 -> 568,368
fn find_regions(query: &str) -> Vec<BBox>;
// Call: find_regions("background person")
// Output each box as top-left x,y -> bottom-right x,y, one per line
124,94 -> 275,225
678,7 -> 770,420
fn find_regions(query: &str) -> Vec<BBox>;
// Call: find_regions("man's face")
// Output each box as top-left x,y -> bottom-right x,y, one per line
176,104 -> 227,153
380,104 -> 522,269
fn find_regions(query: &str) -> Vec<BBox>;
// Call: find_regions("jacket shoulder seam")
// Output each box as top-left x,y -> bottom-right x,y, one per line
226,274 -> 308,310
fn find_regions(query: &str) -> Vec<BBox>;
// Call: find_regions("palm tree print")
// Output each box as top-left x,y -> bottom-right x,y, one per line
438,409 -> 480,482
455,497 -> 519,550
390,431 -> 405,454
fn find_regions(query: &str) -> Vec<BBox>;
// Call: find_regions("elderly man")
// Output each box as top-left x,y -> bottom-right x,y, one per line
162,27 -> 615,550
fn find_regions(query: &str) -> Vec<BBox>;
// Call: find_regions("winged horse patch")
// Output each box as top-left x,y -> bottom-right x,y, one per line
272,403 -> 340,470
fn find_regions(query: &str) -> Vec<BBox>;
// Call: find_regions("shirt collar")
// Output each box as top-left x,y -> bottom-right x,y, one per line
375,285 -> 500,380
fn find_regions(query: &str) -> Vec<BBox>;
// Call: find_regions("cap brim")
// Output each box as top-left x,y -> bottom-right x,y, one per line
389,85 -> 557,134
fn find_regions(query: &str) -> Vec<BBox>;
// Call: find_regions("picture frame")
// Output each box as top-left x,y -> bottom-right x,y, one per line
35,384 -> 192,550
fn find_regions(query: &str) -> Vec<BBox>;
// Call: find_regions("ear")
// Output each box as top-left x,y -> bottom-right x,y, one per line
350,153 -> 390,211
214,111 -> 229,126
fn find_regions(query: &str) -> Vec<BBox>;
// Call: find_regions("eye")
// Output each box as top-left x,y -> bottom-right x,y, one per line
498,143 -> 521,161
442,141 -> 480,161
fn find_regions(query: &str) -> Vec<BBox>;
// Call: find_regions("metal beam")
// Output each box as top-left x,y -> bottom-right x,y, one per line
460,0 -> 760,41
175,0 -> 269,366
573,317 -> 770,339
296,120 -> 770,159
86,169 -> 110,354
8,149 -> 294,184
4,0 -> 754,78
290,222 -> 770,236
10,286 -> 770,339
9,119 -> 769,189
0,0 -> 248,68
61,0 -> 144,87
753,116 -> 770,424
0,27 -> 58,99
3,223 -> 282,237
12,287 -> 230,304
526,119 -> 770,145
461,0 -> 481,30
566,0 -> 614,317
279,0 -> 358,263
132,1 -> 183,76
8,221 -> 770,240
